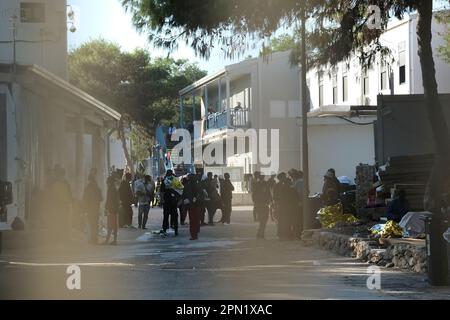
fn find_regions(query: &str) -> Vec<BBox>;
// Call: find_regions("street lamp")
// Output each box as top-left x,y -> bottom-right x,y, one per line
67,5 -> 77,33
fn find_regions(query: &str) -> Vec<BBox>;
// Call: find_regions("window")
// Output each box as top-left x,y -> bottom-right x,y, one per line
318,72 -> 324,107
20,2 -> 46,23
342,75 -> 348,102
398,41 -> 406,85
380,61 -> 389,91
363,71 -> 369,96
332,73 -> 338,104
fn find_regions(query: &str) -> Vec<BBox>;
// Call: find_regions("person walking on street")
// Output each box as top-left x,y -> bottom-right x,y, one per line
83,169 -> 103,244
182,174 -> 203,240
119,172 -> 134,228
104,175 -> 120,245
219,173 -> 235,224
135,175 -> 155,229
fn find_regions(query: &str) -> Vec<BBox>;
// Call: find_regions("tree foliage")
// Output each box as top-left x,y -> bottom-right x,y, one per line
68,38 -> 206,136
260,33 -> 297,55
436,10 -> 450,64
122,0 -> 418,68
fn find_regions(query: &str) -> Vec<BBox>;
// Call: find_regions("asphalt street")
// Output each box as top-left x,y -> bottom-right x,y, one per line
0,206 -> 449,300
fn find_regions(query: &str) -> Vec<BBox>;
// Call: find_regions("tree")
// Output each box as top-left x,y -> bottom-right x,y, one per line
436,10 -> 450,64
260,34 -> 297,56
69,39 -> 206,172
123,0 -> 450,212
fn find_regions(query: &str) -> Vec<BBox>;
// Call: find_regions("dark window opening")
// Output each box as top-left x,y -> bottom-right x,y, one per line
20,2 -> 46,23
399,65 -> 406,84
398,42 -> 406,85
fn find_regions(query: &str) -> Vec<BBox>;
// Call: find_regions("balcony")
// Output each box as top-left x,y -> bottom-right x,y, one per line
206,108 -> 250,132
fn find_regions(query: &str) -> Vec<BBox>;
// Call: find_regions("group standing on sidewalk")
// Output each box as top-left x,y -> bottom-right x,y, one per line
43,159 -> 311,246
252,169 -> 304,241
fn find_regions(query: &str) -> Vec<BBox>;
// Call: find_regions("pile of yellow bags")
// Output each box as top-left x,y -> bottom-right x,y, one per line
370,220 -> 404,238
317,203 -> 359,229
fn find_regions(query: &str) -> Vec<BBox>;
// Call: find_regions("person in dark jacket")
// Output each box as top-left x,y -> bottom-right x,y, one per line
83,169 -> 103,244
274,173 -> 293,240
219,173 -> 235,224
160,170 -> 180,236
119,172 -> 134,228
321,168 -> 341,206
104,175 -> 120,245
205,172 -> 221,225
182,174 -> 203,240
253,172 -> 272,239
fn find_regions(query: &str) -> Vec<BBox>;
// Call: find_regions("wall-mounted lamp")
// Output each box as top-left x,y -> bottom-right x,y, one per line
67,5 -> 77,33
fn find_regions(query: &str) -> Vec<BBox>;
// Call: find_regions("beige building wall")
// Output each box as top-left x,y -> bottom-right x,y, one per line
0,0 -> 69,79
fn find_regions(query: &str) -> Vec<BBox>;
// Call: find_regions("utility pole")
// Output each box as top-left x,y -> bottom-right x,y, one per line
301,7 -> 312,230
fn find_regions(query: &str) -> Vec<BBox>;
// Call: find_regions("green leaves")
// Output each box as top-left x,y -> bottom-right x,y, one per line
68,38 -> 206,136
436,9 -> 450,64
120,0 -> 424,70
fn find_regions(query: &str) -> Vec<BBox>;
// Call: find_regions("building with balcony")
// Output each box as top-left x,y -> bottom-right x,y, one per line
179,51 -> 302,192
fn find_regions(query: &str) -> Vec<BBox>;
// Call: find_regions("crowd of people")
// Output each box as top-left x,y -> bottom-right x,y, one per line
78,168 -> 237,244
252,169 -> 305,241
158,170 -> 235,240
38,162 -> 348,245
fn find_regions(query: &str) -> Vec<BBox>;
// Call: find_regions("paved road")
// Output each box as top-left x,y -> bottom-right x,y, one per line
1,207 -> 449,300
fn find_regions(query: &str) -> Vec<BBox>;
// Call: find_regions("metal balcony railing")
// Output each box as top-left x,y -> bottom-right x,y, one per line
206,108 -> 250,131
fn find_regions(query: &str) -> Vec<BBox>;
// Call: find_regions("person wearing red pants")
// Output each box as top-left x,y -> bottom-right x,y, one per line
182,174 -> 203,240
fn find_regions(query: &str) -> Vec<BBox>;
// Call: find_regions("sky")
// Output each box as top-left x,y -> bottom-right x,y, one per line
67,0 -> 260,74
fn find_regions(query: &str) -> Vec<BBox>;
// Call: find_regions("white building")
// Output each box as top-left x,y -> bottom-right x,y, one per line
179,51 -> 302,194
305,13 -> 450,193
0,0 -> 125,226
0,0 -> 69,79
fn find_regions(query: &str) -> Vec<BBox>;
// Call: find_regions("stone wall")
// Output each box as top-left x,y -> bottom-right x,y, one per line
305,230 -> 427,273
